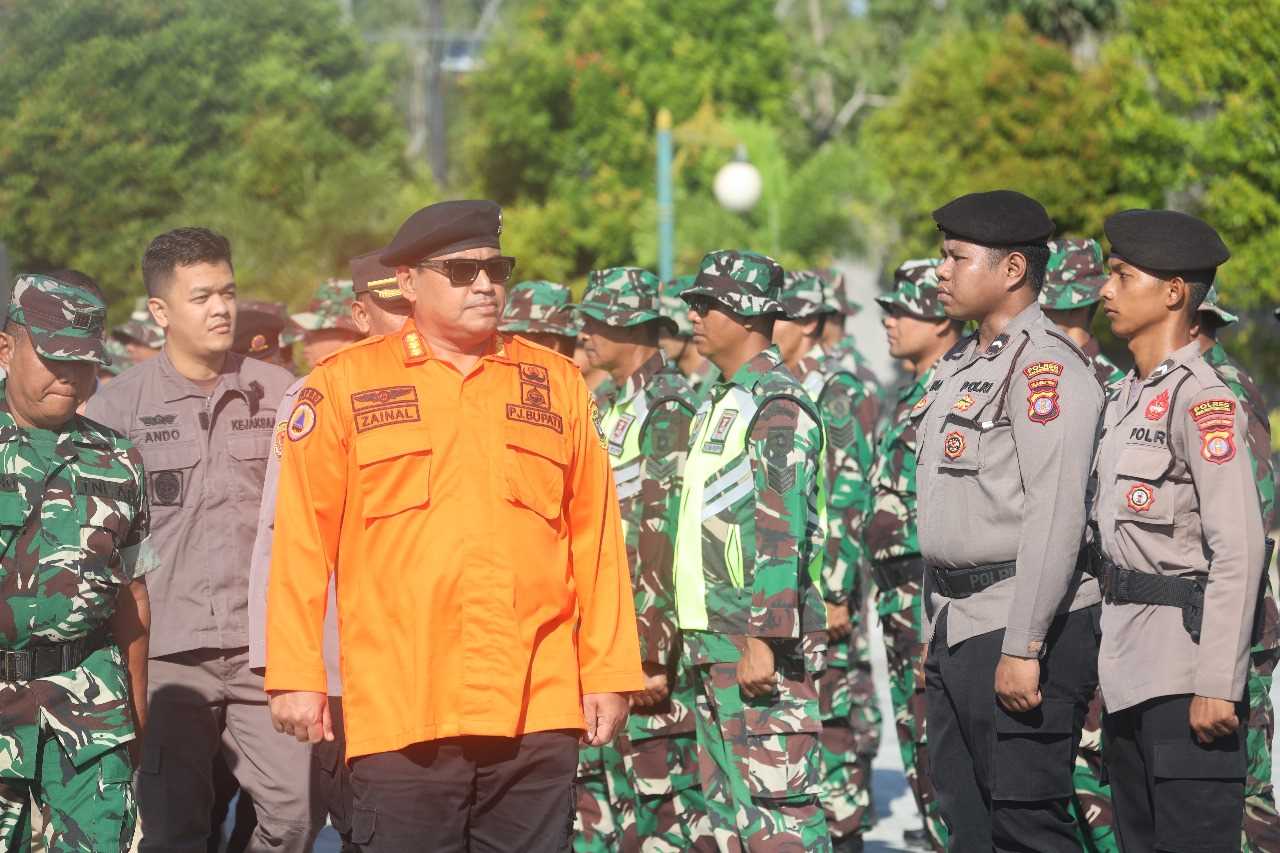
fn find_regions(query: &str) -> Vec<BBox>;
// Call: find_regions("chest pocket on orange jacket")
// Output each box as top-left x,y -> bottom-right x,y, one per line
356,427 -> 431,520
504,423 -> 568,521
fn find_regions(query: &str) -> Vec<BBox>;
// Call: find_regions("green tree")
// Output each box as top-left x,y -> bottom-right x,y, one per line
0,0 -> 432,315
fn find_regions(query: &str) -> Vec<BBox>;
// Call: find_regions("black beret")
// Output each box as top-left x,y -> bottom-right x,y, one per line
350,249 -> 410,308
932,190 -> 1055,246
1103,209 -> 1229,274
380,200 -> 502,267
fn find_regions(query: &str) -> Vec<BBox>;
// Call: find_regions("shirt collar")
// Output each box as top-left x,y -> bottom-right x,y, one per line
723,345 -> 784,390
1141,339 -> 1203,385
398,320 -> 512,366
976,300 -> 1044,361
616,350 -> 668,406
157,347 -> 245,403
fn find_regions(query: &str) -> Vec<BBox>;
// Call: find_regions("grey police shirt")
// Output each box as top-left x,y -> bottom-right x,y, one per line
916,301 -> 1103,657
1091,341 -> 1264,711
85,349 -> 295,657
247,377 -> 342,695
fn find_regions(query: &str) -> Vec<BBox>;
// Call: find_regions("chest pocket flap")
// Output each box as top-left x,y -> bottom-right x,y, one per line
141,441 -> 201,508
228,432 -> 272,462
505,425 -> 569,520
0,490 -> 30,555
1115,446 -> 1175,524
356,427 -> 431,520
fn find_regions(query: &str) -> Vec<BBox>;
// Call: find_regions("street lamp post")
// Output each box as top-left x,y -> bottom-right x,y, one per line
656,109 -> 675,281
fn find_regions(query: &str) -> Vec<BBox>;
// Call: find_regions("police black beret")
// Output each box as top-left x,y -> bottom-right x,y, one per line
380,200 -> 502,267
349,250 -> 409,308
932,190 -> 1054,246
1104,209 -> 1229,273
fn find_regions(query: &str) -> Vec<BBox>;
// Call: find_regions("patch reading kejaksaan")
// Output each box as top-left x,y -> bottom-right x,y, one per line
352,386 -> 421,434
1023,361 -> 1063,425
1190,399 -> 1237,464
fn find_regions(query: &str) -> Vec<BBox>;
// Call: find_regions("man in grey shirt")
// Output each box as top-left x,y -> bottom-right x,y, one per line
247,250 -> 411,853
86,227 -> 315,852
915,191 -> 1104,852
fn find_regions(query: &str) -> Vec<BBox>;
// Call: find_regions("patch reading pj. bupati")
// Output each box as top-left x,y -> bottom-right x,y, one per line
1190,399 -> 1237,465
1126,483 -> 1155,513
508,403 -> 564,434
1023,361 -> 1063,425
942,431 -> 966,460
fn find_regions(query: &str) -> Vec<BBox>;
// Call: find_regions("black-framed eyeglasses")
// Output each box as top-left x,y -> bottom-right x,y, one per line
416,256 -> 517,286
685,295 -> 721,316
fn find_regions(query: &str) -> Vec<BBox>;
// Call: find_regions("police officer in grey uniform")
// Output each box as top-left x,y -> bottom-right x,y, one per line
85,227 -> 317,852
916,190 -> 1104,851
1090,210 -> 1265,852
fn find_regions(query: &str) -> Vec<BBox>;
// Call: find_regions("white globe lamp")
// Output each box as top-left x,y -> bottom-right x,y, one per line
713,146 -> 763,213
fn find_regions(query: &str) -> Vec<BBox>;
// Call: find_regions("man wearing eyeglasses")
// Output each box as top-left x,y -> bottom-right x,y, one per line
264,200 -> 644,853
674,250 -> 833,851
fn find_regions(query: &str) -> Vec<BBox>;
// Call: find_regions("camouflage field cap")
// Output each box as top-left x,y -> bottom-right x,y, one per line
660,275 -> 697,338
8,274 -> 110,365
99,338 -> 131,376
777,270 -> 830,320
500,280 -> 580,338
875,258 -> 946,319
820,267 -> 862,317
1041,238 -> 1107,310
681,250 -> 785,317
577,267 -> 675,333
291,279 -> 360,334
1198,284 -> 1239,326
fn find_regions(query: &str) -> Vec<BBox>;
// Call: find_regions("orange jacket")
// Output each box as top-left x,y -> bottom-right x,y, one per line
265,323 -> 643,759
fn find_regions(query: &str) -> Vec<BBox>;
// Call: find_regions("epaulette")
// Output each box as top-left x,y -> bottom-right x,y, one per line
748,369 -> 823,435
943,333 -> 974,361
1039,326 -> 1092,369
315,333 -> 383,367
1184,354 -> 1230,393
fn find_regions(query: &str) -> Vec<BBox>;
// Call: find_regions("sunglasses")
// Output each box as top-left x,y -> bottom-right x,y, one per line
685,295 -> 723,316
417,256 -> 517,286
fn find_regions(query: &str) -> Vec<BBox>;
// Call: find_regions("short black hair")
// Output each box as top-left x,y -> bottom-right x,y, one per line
142,227 -> 233,297
985,243 -> 1051,293
1179,269 -> 1214,313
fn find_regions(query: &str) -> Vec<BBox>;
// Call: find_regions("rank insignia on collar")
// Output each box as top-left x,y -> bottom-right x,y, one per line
1126,483 -> 1155,513
986,334 -> 1009,354
1144,389 -> 1170,421
404,332 -> 425,359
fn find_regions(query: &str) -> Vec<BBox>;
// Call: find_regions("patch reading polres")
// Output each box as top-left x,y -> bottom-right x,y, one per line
351,386 -> 420,434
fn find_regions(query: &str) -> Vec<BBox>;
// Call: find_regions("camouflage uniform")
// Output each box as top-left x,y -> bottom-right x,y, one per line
779,271 -> 877,843
500,280 -> 581,340
1041,239 -> 1123,852
1201,299 -> 1280,853
0,275 -> 156,853
571,268 -> 712,853
865,261 -> 951,851
674,251 -> 832,852
1042,238 -> 1125,391
291,279 -> 360,335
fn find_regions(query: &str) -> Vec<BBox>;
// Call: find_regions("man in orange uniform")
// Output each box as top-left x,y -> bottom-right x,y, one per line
265,200 -> 644,853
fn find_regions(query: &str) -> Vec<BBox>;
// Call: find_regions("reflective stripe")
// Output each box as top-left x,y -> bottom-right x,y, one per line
614,460 -> 643,501
701,456 -> 750,506
702,463 -> 753,521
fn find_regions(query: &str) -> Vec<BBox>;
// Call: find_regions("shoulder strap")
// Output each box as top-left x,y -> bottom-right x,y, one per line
989,334 -> 1032,425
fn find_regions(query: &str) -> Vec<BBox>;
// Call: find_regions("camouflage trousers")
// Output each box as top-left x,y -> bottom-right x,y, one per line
815,656 -> 873,839
879,597 -> 947,851
1071,688 -> 1119,853
1243,650 -> 1280,853
694,660 -> 832,852
0,734 -> 135,853
574,734 -> 714,852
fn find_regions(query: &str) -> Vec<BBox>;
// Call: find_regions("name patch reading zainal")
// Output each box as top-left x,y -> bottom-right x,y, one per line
351,386 -> 421,433
507,404 -> 564,433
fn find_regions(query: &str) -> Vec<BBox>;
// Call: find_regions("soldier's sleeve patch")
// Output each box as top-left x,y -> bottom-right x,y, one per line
273,421 -> 288,457
764,426 -> 797,493
299,387 -> 324,406
287,402 -> 318,442
1190,399 -> 1237,464
1023,361 -> 1063,425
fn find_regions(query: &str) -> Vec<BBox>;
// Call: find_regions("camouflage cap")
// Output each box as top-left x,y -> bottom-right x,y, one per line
7,274 -> 110,365
576,267 -> 675,333
1040,238 -> 1107,310
500,280 -> 580,338
99,338 -> 132,376
659,275 -> 697,338
777,270 -> 830,320
111,319 -> 164,349
875,259 -> 946,319
819,267 -> 862,317
1198,284 -> 1238,326
291,279 -> 359,334
681,250 -> 784,317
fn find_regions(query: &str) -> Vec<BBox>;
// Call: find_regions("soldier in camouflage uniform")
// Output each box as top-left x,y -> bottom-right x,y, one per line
0,273 -> 156,852
1039,238 -> 1122,852
865,260 -> 960,852
658,276 -> 715,405
773,271 -> 878,850
673,250 -> 832,852
291,278 -> 365,368
109,297 -> 164,367
572,267 -> 714,853
1041,238 -> 1126,389
1194,287 -> 1280,853
500,280 -> 581,357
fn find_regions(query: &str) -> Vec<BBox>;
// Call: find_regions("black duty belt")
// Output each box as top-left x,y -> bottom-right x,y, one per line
872,555 -> 926,592
928,560 -> 1017,599
0,626 -> 110,683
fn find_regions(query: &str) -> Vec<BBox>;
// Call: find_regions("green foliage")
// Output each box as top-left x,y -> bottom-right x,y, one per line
0,0 -> 434,316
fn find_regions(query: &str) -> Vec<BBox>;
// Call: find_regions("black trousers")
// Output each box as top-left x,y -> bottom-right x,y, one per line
312,696 -> 356,853
1104,694 -> 1247,853
925,605 -> 1100,853
349,730 -> 578,853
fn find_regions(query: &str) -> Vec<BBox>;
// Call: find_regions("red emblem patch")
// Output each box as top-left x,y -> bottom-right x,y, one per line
1189,399 -> 1237,465
943,431 -> 966,460
1023,361 -> 1063,425
1145,389 -> 1170,421
1126,483 -> 1155,513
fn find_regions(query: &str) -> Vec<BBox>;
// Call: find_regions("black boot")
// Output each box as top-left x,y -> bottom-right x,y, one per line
832,833 -> 864,853
902,826 -> 933,850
